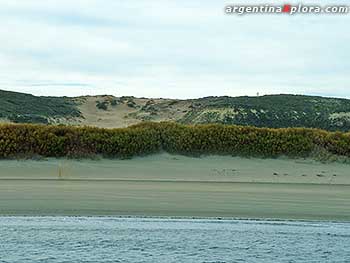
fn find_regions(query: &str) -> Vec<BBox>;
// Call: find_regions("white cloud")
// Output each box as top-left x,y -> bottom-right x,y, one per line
0,0 -> 349,98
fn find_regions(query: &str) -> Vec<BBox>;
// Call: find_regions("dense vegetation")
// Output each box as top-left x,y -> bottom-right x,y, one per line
180,95 -> 350,131
1,122 -> 350,160
0,90 -> 81,124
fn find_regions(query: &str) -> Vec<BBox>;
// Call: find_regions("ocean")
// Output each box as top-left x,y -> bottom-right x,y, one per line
0,217 -> 349,262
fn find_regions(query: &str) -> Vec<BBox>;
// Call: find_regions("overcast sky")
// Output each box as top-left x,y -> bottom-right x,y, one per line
0,0 -> 349,98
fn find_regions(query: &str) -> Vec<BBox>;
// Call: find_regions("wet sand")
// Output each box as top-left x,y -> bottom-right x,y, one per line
0,154 -> 349,220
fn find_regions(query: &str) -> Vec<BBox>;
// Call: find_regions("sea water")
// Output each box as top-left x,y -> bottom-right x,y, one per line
0,217 -> 349,262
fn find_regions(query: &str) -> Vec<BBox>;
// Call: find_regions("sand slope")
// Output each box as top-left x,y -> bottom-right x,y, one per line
73,96 -> 191,128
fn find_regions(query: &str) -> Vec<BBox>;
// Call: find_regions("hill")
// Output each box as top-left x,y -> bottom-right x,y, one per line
179,95 -> 350,131
1,89 -> 350,131
0,90 -> 81,124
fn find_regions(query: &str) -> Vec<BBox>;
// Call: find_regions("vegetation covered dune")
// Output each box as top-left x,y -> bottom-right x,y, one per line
3,89 -> 350,131
1,122 -> 350,160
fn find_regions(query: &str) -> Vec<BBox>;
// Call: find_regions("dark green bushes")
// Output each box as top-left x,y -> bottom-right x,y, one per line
8,114 -> 49,124
0,89 -> 81,120
0,124 -> 161,159
96,101 -> 108,110
158,123 -> 315,157
0,122 -> 350,159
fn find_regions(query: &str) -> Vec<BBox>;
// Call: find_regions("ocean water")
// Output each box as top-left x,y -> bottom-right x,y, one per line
0,217 -> 349,263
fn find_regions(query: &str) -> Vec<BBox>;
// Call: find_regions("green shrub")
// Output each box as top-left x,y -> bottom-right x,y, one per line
9,114 -> 48,124
0,122 -> 350,159
96,101 -> 108,110
110,99 -> 118,106
126,100 -> 137,108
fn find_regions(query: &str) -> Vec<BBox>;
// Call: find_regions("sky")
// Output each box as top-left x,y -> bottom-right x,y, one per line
0,0 -> 349,99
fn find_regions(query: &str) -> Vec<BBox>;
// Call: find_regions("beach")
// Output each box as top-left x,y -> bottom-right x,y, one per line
0,154 -> 349,220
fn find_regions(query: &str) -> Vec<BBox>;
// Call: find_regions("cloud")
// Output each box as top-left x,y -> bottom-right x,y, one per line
0,0 -> 349,98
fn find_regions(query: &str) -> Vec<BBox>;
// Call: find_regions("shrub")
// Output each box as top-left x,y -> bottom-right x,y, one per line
8,114 -> 48,124
96,101 -> 108,110
126,100 -> 137,108
110,100 -> 118,106
0,122 -> 350,159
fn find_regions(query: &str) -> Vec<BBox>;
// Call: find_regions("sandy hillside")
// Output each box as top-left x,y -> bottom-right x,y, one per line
72,96 -> 191,128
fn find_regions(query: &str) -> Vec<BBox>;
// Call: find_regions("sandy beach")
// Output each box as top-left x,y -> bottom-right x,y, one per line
0,154 -> 349,220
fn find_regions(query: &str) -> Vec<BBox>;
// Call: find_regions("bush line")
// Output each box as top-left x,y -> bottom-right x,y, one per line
0,122 -> 349,159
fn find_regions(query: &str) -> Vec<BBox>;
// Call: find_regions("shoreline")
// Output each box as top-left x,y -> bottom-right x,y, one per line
0,215 -> 349,224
